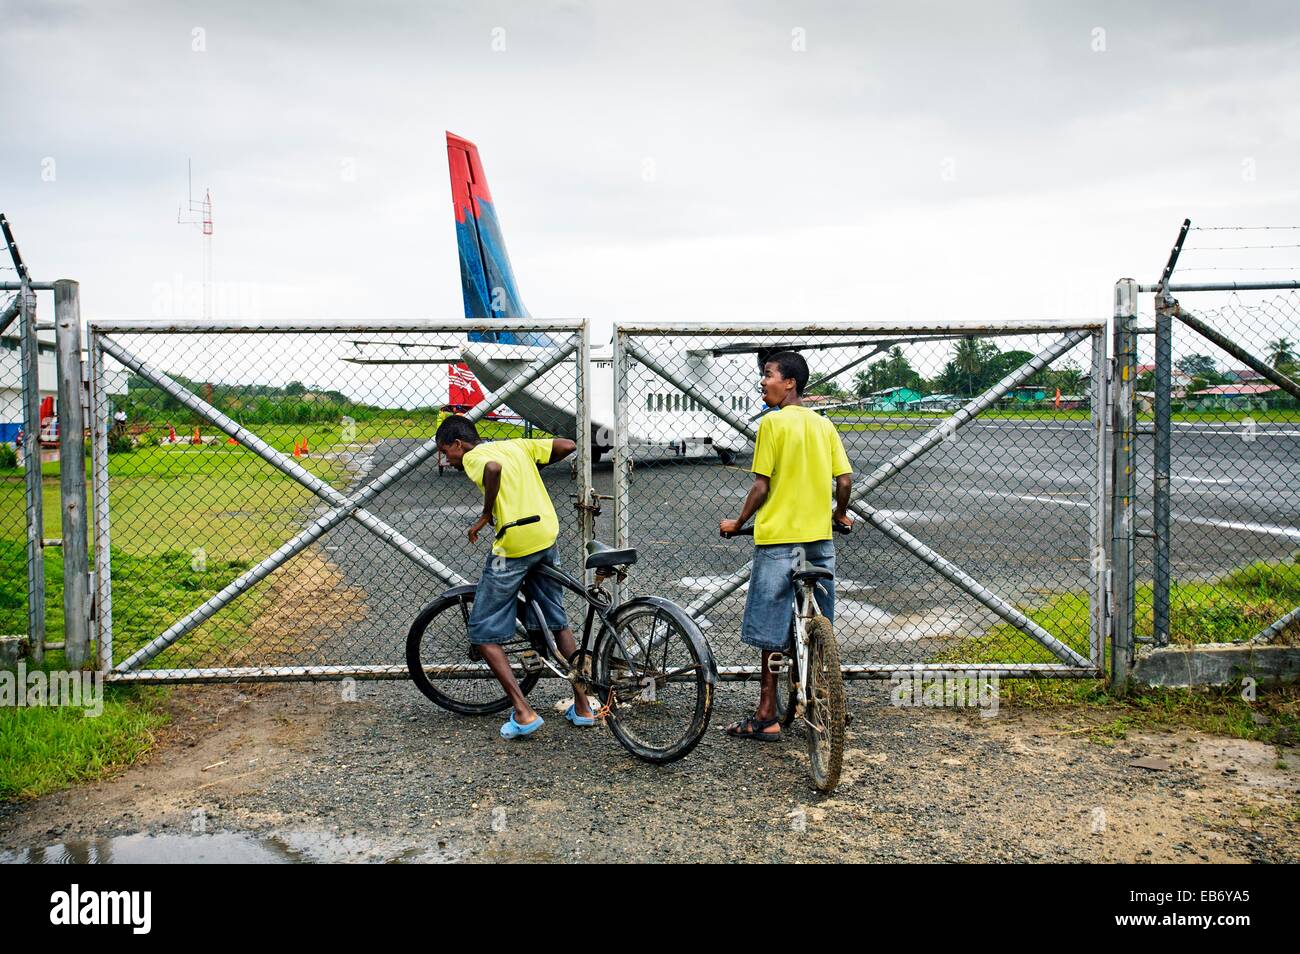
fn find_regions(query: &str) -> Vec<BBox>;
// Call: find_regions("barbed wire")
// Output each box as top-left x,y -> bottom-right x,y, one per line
1175,265 -> 1300,272
1187,243 -> 1300,250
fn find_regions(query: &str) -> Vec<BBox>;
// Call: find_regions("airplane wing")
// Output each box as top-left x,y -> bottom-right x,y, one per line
687,334 -> 971,357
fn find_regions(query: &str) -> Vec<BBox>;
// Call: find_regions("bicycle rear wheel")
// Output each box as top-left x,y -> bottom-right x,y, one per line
804,615 -> 845,791
406,589 -> 543,716
593,598 -> 715,764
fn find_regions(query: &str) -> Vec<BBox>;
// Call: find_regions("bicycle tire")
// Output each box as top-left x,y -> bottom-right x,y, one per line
804,614 -> 845,791
406,588 -> 543,716
775,658 -> 799,728
593,597 -> 716,765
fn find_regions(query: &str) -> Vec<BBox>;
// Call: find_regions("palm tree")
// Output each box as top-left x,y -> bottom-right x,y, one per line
1267,337 -> 1296,369
951,337 -> 995,395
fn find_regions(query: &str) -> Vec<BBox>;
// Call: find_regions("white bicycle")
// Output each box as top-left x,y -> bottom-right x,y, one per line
723,523 -> 848,791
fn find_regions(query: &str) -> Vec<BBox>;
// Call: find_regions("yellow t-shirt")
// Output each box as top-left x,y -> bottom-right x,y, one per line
461,439 -> 560,558
751,404 -> 852,545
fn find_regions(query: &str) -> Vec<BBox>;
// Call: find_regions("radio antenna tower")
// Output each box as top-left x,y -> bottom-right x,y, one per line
177,159 -> 213,319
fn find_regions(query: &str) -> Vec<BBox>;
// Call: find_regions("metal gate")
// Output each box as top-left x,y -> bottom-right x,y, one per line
610,319 -> 1109,678
88,318 -> 592,683
1110,227 -> 1300,685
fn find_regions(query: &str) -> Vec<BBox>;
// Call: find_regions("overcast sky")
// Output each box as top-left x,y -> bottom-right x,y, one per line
2,0 -> 1299,344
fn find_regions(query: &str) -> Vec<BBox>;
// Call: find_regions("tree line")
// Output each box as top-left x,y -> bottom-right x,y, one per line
807,338 -> 1087,400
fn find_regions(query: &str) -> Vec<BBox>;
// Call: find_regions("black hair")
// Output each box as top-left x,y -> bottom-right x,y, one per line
435,414 -> 480,448
765,351 -> 809,395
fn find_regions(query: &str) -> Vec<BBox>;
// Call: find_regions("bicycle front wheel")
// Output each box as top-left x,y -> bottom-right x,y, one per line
593,598 -> 716,765
804,615 -> 845,791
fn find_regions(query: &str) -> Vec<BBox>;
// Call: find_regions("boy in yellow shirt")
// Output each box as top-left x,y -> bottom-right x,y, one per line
435,415 -> 596,739
719,352 -> 853,740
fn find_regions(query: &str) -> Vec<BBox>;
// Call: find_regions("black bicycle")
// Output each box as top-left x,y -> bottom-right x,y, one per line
407,516 -> 717,764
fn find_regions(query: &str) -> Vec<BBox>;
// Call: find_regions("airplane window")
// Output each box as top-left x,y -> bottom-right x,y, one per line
646,395 -> 654,411
656,394 -> 664,412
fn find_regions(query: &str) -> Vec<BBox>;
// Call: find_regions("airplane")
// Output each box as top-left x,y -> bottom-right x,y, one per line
342,132 -> 976,463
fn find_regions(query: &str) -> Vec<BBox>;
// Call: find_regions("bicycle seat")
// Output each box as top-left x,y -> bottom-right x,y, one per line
585,539 -> 639,570
792,566 -> 834,585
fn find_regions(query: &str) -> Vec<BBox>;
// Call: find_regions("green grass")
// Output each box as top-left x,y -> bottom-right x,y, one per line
930,555 -> 1300,743
0,409 -> 538,800
0,675 -> 169,800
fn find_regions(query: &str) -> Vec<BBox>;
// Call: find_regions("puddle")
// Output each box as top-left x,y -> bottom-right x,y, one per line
835,599 -> 895,626
1,828 -> 461,864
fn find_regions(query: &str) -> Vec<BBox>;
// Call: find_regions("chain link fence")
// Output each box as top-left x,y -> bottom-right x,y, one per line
89,319 -> 592,682
1133,287 -> 1300,652
611,320 -> 1108,677
0,290 -> 29,644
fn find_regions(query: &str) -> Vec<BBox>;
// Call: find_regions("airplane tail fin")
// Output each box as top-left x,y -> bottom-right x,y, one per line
447,132 -> 530,343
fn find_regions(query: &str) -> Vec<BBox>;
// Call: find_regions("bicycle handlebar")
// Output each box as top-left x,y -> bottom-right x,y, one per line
721,519 -> 852,539
494,514 -> 541,539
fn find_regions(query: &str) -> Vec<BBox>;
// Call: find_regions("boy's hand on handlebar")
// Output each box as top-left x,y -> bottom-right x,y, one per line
719,518 -> 742,537
468,514 -> 490,544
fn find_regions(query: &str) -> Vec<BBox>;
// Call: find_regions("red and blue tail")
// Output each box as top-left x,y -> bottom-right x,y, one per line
446,132 -> 534,344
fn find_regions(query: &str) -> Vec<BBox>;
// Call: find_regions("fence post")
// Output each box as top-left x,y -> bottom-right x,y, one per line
88,331 -> 113,672
54,279 -> 90,668
610,326 -> 630,607
575,321 -> 594,580
1152,294 -> 1172,647
1110,278 -> 1138,690
18,283 -> 45,665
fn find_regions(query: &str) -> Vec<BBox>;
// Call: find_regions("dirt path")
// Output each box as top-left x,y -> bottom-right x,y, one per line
2,680 -> 1296,863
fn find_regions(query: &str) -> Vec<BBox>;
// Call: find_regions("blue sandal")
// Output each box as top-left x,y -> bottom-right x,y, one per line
500,713 -> 544,739
564,700 -> 599,727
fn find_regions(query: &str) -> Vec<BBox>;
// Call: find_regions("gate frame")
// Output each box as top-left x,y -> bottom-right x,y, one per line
1114,271 -> 1300,676
611,318 -> 1110,680
88,317 -> 592,684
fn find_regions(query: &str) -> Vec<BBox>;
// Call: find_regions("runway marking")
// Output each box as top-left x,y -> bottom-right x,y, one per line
855,420 -> 1300,437
947,489 -> 1300,540
1177,516 -> 1300,542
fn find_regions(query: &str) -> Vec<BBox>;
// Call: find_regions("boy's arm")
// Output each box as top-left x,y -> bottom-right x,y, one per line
833,474 -> 853,530
468,461 -> 503,543
538,438 -> 576,468
720,475 -> 769,535
829,422 -> 853,530
722,415 -> 772,535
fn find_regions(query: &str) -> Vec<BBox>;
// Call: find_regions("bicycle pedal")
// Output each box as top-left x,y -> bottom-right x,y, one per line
519,650 -> 544,674
766,652 -> 791,674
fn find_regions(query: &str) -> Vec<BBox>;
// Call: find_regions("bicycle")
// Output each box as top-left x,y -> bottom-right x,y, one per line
721,521 -> 849,791
407,515 -> 718,764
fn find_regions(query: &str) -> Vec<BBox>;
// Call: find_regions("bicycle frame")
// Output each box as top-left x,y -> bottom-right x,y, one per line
483,516 -> 710,697
780,575 -> 823,723
507,562 -> 696,701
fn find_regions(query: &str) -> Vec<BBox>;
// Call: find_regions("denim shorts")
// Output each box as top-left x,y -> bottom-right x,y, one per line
740,539 -> 836,651
467,543 -> 570,645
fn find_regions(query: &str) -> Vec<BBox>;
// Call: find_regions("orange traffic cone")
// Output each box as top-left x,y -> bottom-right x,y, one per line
227,436 -> 238,445
192,426 -> 201,445
293,439 -> 302,458
300,438 -> 308,455
168,424 -> 177,443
